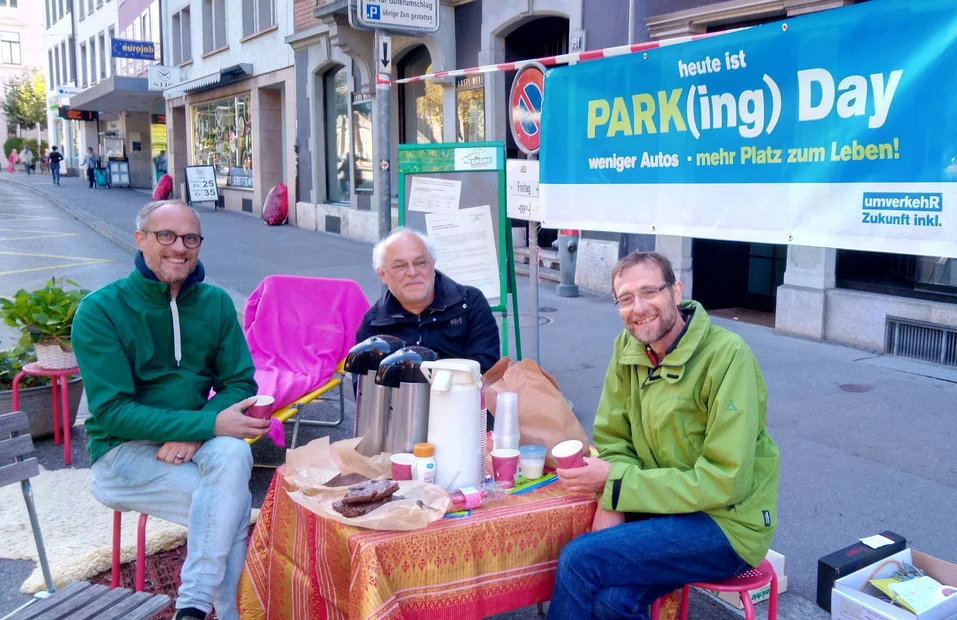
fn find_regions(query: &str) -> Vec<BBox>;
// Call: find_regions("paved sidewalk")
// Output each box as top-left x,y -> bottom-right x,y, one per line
4,172 -> 956,620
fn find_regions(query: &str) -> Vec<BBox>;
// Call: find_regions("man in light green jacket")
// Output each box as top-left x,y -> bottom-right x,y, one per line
548,251 -> 779,620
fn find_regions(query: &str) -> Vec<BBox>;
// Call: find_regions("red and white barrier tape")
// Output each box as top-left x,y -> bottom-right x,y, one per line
393,31 -> 734,85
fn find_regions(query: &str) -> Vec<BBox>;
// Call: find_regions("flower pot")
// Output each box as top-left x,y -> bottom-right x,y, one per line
0,377 -> 84,439
34,342 -> 78,370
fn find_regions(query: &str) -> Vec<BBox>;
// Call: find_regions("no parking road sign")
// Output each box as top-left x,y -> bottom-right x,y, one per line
509,62 -> 545,155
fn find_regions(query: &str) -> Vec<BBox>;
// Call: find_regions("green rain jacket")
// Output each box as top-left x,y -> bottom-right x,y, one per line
72,253 -> 257,465
594,301 -> 779,567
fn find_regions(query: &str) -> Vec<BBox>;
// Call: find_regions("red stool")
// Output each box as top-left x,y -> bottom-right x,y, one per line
112,511 -> 150,592
11,363 -> 80,465
651,558 -> 778,620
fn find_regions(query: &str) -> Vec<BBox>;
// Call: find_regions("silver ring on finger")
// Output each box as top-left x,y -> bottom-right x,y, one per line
175,454 -> 185,459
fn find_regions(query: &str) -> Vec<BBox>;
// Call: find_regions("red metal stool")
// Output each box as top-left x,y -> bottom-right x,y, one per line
651,558 -> 778,620
111,511 -> 150,592
11,363 -> 80,465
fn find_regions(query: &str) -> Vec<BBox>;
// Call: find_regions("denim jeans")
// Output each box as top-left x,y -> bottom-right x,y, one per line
51,165 -> 60,183
91,437 -> 254,620
547,512 -> 749,620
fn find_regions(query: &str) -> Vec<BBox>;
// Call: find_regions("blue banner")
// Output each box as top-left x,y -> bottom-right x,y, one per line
110,38 -> 156,61
537,0 -> 957,256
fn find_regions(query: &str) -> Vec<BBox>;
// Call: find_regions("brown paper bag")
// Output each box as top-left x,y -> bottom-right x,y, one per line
483,357 -> 589,469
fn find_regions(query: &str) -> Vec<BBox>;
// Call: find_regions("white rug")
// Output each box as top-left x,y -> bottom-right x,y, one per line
0,466 -> 258,594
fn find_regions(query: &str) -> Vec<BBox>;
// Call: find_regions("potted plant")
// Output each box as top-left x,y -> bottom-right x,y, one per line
0,345 -> 84,438
0,278 -> 90,369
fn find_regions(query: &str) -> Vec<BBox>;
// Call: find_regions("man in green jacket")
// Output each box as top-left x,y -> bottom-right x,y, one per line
549,251 -> 779,619
72,200 -> 271,620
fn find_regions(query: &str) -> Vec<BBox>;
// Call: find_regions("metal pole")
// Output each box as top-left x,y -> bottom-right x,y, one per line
528,152 -> 540,363
628,0 -> 635,45
374,29 -> 392,240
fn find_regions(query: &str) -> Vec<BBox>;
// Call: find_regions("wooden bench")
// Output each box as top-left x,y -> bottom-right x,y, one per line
0,411 -> 170,620
4,581 -> 170,620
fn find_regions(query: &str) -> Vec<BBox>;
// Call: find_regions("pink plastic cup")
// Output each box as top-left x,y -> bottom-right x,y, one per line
552,440 -> 586,469
390,453 -> 415,481
490,448 -> 521,488
246,395 -> 275,419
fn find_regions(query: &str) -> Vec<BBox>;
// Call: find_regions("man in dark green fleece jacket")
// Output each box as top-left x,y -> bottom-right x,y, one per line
548,251 -> 780,620
72,200 -> 271,620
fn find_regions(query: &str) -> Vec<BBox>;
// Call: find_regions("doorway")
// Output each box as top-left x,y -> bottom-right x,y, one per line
692,240 -> 787,319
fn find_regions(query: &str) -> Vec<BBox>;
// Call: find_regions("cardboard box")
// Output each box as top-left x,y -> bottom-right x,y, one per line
818,531 -> 907,611
706,549 -> 788,609
832,548 -> 957,620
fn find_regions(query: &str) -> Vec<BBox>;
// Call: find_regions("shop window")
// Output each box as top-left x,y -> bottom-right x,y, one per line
191,94 -> 254,189
243,0 -> 276,37
398,46 -> 443,144
324,66 -> 350,204
837,251 -> 957,303
0,32 -> 20,65
352,99 -> 373,192
455,75 -> 484,142
202,0 -> 227,53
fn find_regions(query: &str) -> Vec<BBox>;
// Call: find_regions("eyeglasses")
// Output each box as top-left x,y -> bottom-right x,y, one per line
614,282 -> 672,309
144,230 -> 204,249
388,258 -> 433,274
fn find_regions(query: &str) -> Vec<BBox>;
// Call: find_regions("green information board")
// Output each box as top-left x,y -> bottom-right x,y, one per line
398,141 -> 521,359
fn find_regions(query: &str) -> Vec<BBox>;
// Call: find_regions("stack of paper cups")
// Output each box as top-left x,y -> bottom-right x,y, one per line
493,392 -> 520,451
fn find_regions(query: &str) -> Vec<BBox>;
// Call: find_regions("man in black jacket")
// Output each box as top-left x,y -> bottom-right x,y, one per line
356,228 -> 500,375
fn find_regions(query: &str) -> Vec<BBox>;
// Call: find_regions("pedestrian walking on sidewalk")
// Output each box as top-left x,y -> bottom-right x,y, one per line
82,147 -> 100,188
20,148 -> 33,175
7,148 -> 18,173
48,147 -> 63,185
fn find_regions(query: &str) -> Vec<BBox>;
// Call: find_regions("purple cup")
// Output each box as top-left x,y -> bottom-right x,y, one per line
246,395 -> 275,419
390,453 -> 414,481
552,440 -> 586,469
490,448 -> 521,489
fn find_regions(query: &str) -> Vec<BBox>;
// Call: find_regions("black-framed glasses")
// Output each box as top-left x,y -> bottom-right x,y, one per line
614,282 -> 672,309
144,230 -> 204,249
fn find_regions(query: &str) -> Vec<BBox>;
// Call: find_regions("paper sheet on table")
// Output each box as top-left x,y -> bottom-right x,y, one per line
283,436 -> 391,495
408,177 -> 462,213
860,534 -> 895,549
425,205 -> 500,301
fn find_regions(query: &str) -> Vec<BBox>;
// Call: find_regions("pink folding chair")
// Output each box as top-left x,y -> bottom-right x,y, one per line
111,511 -> 150,592
651,558 -> 778,620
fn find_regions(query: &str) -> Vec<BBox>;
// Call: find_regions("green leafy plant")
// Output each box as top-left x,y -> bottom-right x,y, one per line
4,136 -> 24,159
0,346 -> 47,390
0,278 -> 90,350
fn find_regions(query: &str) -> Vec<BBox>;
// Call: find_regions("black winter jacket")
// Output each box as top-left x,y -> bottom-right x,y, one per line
355,271 -> 500,374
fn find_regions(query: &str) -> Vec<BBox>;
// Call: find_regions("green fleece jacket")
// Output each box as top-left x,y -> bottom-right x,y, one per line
594,301 -> 779,567
72,254 -> 257,464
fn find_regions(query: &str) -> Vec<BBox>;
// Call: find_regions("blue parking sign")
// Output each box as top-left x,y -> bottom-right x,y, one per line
365,3 -> 380,20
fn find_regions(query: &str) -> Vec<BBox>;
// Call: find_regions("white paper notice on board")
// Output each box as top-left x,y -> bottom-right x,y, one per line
408,177 -> 463,213
425,205 -> 501,302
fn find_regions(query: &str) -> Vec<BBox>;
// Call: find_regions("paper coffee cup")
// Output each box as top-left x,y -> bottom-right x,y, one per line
247,395 -> 275,419
552,440 -> 586,469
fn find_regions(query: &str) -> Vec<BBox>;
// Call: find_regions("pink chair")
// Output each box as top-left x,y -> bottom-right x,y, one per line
111,511 -> 149,592
651,558 -> 778,620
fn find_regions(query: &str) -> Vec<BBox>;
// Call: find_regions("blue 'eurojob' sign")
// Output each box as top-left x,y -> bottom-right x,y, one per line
539,0 -> 957,257
110,38 -> 156,61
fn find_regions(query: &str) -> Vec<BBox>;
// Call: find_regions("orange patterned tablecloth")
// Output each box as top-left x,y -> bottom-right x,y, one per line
238,466 -> 597,620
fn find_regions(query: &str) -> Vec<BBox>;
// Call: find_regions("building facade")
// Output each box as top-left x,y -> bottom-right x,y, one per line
161,0 -> 297,217
42,0 -> 80,173
286,0 -> 956,363
0,0 -> 45,142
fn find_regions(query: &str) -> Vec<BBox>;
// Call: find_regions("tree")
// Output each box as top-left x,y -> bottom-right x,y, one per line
3,71 -> 47,133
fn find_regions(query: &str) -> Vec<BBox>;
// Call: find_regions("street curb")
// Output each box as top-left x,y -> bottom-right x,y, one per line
1,178 -> 249,313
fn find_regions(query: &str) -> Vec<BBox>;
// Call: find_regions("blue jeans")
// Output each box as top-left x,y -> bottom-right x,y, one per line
91,438 -> 254,619
51,165 -> 60,183
547,512 -> 749,620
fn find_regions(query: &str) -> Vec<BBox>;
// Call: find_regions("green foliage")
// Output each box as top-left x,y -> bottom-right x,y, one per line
22,138 -> 48,159
4,136 -> 24,159
2,71 -> 47,132
0,278 -> 90,349
0,346 -> 46,390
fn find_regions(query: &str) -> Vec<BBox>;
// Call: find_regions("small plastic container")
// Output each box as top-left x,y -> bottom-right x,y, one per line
518,444 -> 547,480
412,442 -> 436,483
